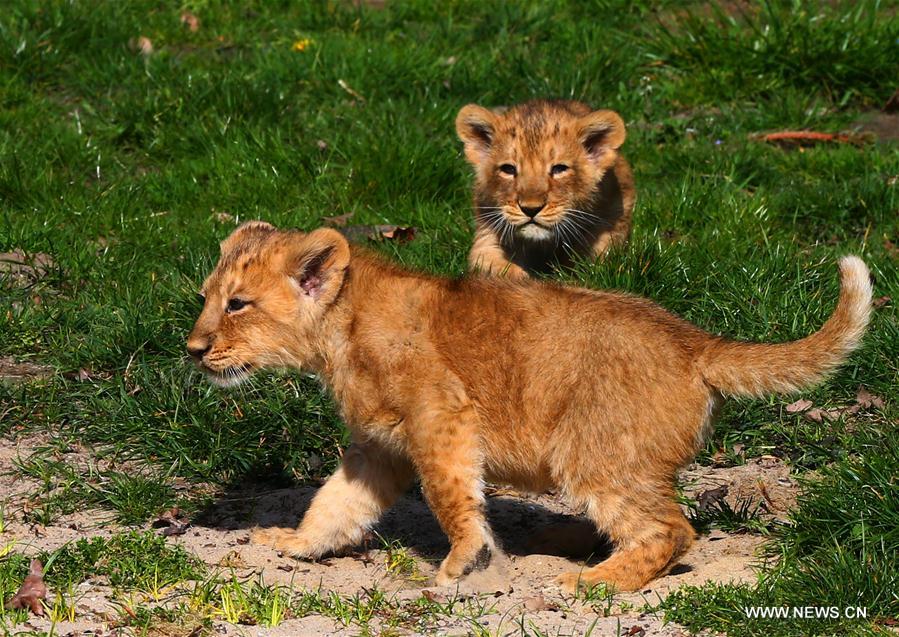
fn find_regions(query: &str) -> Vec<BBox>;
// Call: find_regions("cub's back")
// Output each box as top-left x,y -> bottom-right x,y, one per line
428,277 -> 710,409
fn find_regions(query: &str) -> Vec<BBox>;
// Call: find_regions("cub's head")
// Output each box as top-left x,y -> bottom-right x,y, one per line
456,100 -> 625,243
186,222 -> 350,387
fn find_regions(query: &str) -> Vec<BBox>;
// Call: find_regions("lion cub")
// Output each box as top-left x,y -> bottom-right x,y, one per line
456,99 -> 635,277
188,222 -> 871,592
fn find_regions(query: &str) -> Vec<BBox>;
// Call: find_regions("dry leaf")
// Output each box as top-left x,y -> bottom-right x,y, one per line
856,386 -> 885,410
795,388 -> 886,423
524,594 -> 558,612
323,212 -> 354,228
379,226 -> 416,241
339,225 -> 416,244
161,522 -> 190,537
874,295 -> 891,308
803,408 -> 832,423
5,560 -> 47,616
785,398 -> 813,413
804,406 -> 858,423
180,11 -> 200,32
153,507 -> 187,535
625,627 -> 647,637
696,484 -> 728,512
136,36 -> 153,56
160,506 -> 182,519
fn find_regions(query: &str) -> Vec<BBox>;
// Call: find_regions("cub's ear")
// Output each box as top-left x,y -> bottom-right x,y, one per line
578,110 -> 626,170
220,220 -> 276,254
456,104 -> 498,166
289,228 -> 351,307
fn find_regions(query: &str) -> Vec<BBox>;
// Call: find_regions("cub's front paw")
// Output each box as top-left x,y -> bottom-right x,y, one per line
251,527 -> 311,557
434,568 -> 459,587
555,571 -> 584,594
555,567 -> 628,594
434,547 -> 511,594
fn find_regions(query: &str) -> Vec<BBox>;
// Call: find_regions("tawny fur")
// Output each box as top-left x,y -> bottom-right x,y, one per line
187,222 -> 872,592
456,99 -> 636,278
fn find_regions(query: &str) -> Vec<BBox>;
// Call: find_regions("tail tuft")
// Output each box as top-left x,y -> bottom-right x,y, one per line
701,257 -> 872,398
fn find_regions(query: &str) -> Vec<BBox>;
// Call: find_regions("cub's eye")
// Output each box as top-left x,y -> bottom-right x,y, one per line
550,164 -> 570,176
226,298 -> 248,313
499,164 -> 517,176
196,293 -> 206,306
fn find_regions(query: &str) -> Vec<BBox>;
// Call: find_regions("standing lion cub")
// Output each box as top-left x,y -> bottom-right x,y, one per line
456,99 -> 635,277
188,222 -> 871,592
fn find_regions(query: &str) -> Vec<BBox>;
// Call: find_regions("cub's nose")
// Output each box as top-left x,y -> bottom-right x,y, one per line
519,203 -> 545,218
186,338 -> 210,360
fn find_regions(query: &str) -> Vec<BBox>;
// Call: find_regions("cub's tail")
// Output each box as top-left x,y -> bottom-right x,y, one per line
700,256 -> 872,398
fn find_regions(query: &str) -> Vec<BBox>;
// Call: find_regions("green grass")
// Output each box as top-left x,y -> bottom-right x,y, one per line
661,431 -> 899,636
0,531 -> 496,634
12,454 -> 187,525
41,531 -> 202,591
0,0 -> 897,635
0,530 -> 202,630
687,495 -> 771,536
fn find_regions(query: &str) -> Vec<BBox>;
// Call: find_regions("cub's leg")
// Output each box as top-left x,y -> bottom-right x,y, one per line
590,157 -> 634,258
469,227 -> 528,279
557,489 -> 695,593
407,399 -> 496,585
253,441 -> 413,558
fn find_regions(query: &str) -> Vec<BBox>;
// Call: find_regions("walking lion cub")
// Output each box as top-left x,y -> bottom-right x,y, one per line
188,222 -> 871,592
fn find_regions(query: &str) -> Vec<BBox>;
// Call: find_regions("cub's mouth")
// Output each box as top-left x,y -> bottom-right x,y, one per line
516,220 -> 554,241
200,363 -> 255,388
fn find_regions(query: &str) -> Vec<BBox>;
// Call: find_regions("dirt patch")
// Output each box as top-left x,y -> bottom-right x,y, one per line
680,455 -> 801,523
852,112 -> 899,144
655,0 -> 761,31
0,250 -> 55,290
0,357 -> 54,384
0,435 -> 802,635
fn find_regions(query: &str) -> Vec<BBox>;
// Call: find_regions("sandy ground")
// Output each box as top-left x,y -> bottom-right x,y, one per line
0,431 -> 802,636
